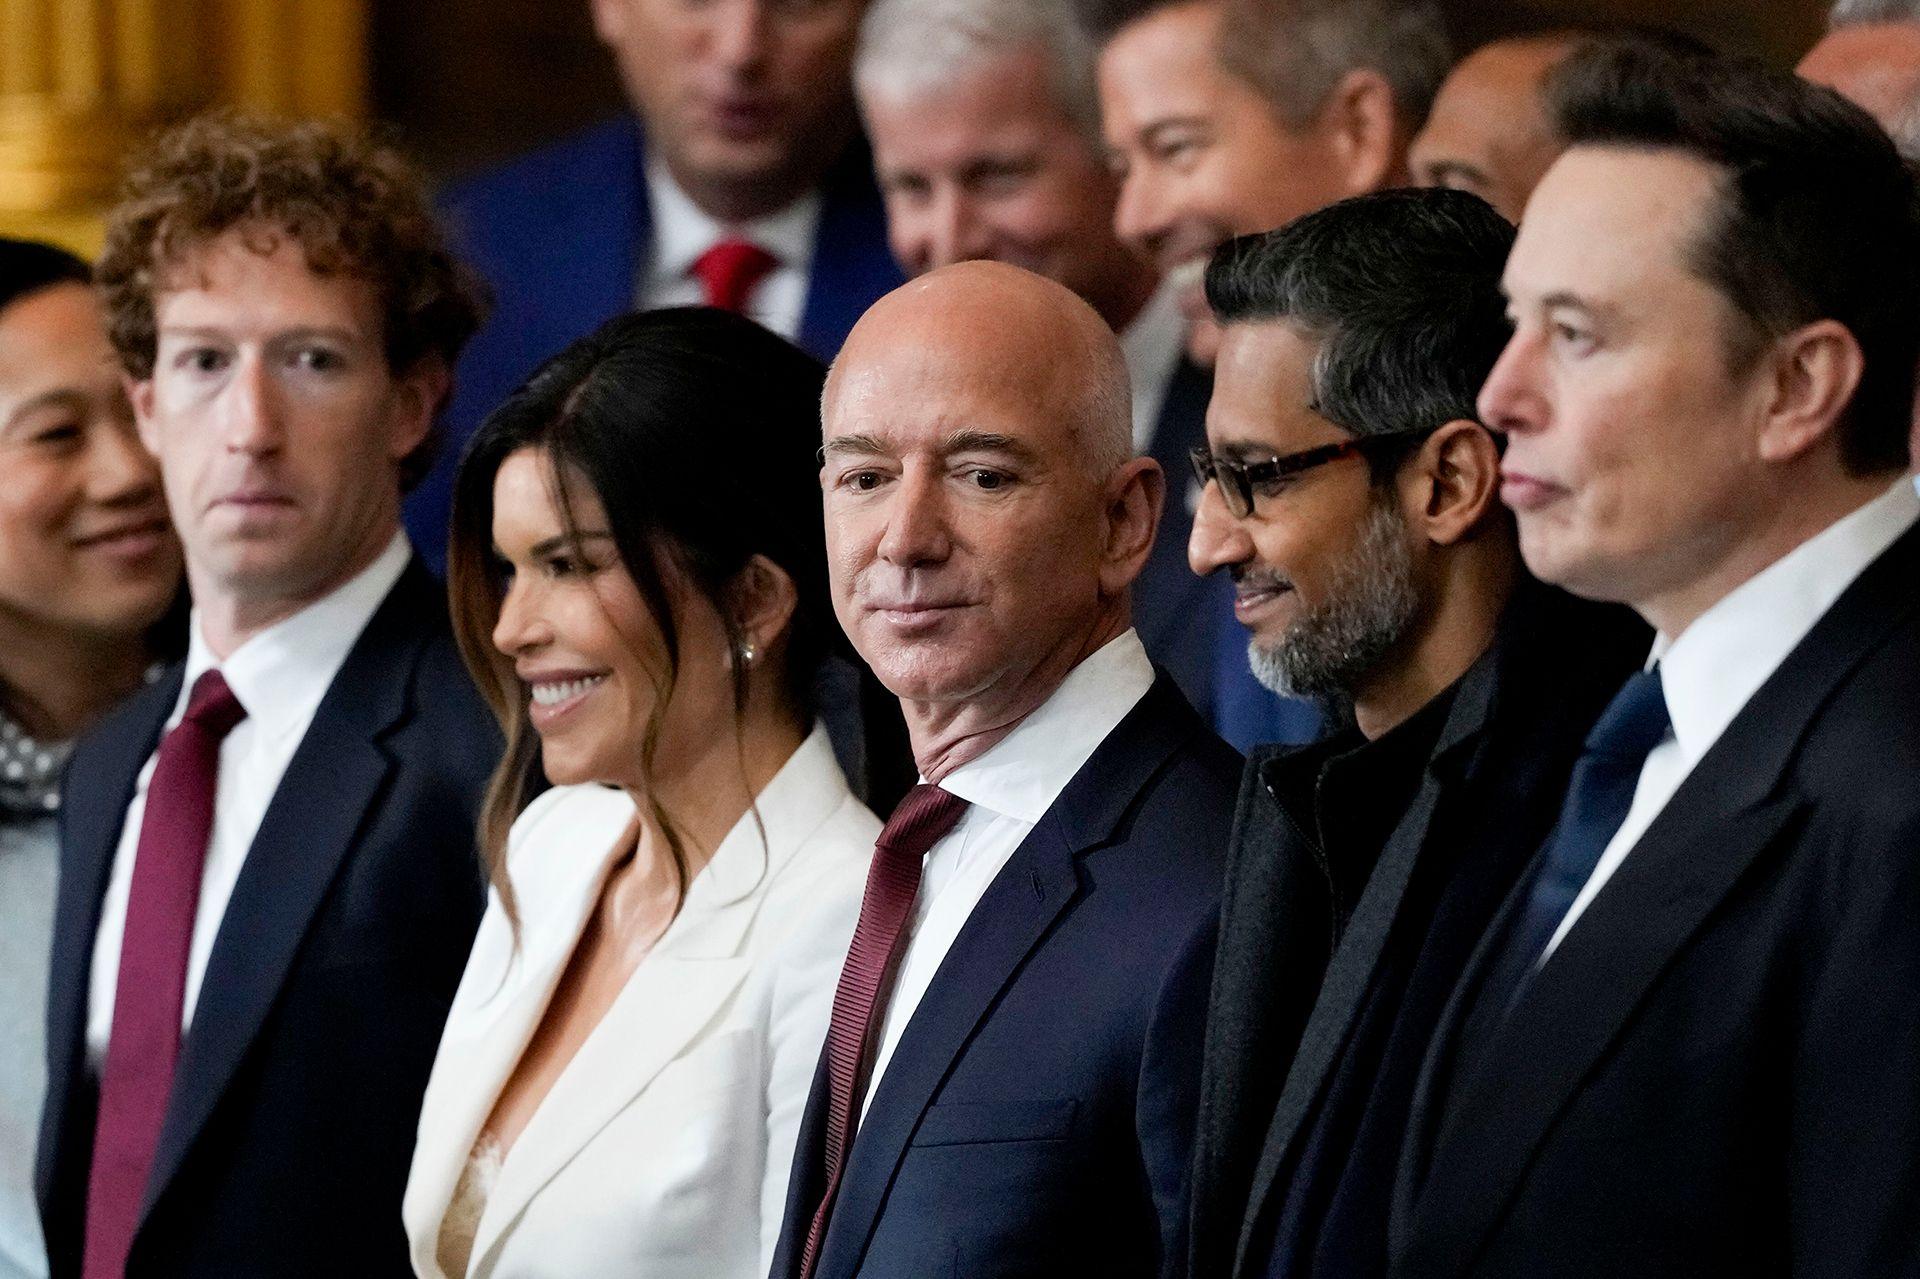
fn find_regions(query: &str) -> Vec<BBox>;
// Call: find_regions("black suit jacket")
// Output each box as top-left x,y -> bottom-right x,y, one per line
767,674 -> 1240,1279
1392,519 -> 1920,1278
1186,585 -> 1646,1279
36,559 -> 498,1277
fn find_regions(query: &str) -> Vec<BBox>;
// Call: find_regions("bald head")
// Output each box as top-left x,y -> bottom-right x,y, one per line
1409,33 -> 1580,222
829,260 -> 1133,476
820,260 -> 1164,759
1799,22 -> 1920,156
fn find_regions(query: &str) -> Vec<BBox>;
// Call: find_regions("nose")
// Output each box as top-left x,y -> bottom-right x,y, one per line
1476,328 -> 1546,437
875,468 -> 953,568
86,412 -> 164,509
710,0 -> 771,75
923,189 -> 989,271
1112,165 -> 1170,261
1188,478 -> 1254,577
492,572 -> 550,660
222,353 -> 284,457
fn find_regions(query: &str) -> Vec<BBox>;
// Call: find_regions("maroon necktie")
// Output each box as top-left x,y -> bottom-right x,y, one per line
798,784 -> 969,1279
691,238 -> 779,314
84,670 -> 246,1279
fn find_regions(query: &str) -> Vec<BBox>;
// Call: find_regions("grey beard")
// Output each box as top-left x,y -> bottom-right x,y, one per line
1247,499 -> 1419,700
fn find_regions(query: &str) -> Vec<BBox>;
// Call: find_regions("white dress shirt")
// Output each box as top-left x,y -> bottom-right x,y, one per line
1543,479 -> 1920,961
858,630 -> 1156,1123
1121,280 -> 1189,455
85,533 -> 411,1069
638,156 -> 820,341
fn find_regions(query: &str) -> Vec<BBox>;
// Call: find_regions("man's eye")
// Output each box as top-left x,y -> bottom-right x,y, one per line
840,470 -> 886,492
29,421 -> 82,448
966,468 -> 1010,491
179,348 -> 228,374
293,346 -> 346,373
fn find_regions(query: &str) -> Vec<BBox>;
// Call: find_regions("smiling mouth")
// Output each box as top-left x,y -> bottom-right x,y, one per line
530,675 -> 606,706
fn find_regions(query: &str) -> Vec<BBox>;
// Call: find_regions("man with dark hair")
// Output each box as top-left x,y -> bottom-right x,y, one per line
1088,0 -> 1447,366
1395,46 -> 1920,1277
36,115 -> 499,1278
407,0 -> 905,571
1182,188 -> 1644,1279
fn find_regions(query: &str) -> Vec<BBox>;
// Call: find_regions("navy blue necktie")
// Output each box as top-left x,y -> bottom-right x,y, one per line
1482,667 -> 1671,1016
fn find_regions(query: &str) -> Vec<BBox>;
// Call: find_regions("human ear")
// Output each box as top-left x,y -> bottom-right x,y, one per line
128,374 -> 160,455
727,554 -> 800,665
388,355 -> 449,463
1401,420 -> 1503,548
1756,319 -> 1864,464
1099,456 -> 1164,596
1319,68 -> 1402,195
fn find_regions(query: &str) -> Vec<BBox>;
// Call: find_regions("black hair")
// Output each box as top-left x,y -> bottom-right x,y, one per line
0,237 -> 89,316
1206,186 -> 1517,474
1074,0 -> 1192,45
1551,40 -> 1920,474
448,308 -> 907,923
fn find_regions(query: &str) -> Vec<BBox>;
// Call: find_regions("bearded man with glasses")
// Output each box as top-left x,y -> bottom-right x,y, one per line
1179,186 -> 1647,1279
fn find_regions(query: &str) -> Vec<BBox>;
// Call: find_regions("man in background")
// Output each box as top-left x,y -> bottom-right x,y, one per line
1799,0 -> 1920,156
36,116 -> 498,1278
411,0 -> 903,568
855,0 -> 1290,743
1408,33 -> 1581,221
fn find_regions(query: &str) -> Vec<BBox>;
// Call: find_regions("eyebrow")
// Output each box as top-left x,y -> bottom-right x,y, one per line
820,430 -> 1043,465
1,388 -> 86,438
157,324 -> 364,344
524,530 -> 616,559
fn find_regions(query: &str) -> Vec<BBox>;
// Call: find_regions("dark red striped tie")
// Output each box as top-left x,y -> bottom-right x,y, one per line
84,670 -> 246,1279
798,783 -> 968,1279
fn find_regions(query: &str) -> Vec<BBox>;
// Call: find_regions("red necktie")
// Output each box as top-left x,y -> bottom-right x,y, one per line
691,238 -> 779,314
798,784 -> 969,1279
84,670 -> 246,1279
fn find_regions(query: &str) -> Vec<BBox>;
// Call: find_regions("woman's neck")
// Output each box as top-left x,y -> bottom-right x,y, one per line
0,612 -> 153,741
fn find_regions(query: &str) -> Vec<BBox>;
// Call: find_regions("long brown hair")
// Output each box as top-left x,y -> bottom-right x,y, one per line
446,308 -> 870,927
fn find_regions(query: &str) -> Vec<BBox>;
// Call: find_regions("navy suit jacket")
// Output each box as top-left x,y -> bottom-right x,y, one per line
36,559 -> 498,1277
407,119 -> 903,569
768,674 -> 1240,1279
1392,520 -> 1920,1278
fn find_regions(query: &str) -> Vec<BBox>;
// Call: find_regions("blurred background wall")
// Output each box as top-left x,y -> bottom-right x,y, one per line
0,0 -> 1835,249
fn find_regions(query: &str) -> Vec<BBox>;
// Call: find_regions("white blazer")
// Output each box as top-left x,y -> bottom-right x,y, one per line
403,726 -> 878,1278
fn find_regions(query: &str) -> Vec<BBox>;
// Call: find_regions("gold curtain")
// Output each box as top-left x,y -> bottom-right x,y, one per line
0,0 -> 366,251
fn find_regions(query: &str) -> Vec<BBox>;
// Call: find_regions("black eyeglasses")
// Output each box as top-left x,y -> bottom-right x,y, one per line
1188,427 -> 1438,518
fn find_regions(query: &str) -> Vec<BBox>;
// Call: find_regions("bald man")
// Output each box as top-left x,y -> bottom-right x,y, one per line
1409,34 -> 1580,221
769,261 -> 1240,1279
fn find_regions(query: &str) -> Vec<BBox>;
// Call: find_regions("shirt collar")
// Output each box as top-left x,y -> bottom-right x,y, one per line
1654,477 -> 1920,765
179,532 -> 412,744
935,629 -> 1156,825
644,154 -> 823,285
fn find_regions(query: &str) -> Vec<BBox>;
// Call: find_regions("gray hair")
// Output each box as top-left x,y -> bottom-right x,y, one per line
855,0 -> 1103,142
1830,0 -> 1920,26
1219,0 -> 1453,129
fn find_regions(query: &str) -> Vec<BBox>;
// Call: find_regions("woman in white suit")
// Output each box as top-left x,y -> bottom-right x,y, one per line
405,310 -> 893,1278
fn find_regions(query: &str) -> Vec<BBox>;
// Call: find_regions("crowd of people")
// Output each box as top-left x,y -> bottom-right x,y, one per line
3,0 -> 1920,1276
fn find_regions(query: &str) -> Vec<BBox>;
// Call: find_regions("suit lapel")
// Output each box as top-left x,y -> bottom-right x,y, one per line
37,672 -> 178,1220
1402,524 -> 1920,1274
143,568 -> 432,1213
526,120 -> 643,365
817,678 -> 1197,1278
1228,668 -> 1494,1277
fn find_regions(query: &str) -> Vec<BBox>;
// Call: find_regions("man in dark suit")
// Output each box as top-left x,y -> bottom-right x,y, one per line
408,0 -> 905,569
36,116 -> 499,1278
1180,190 -> 1647,1279
852,0 -> 1314,748
768,260 -> 1238,1278
1393,45 -> 1920,1277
